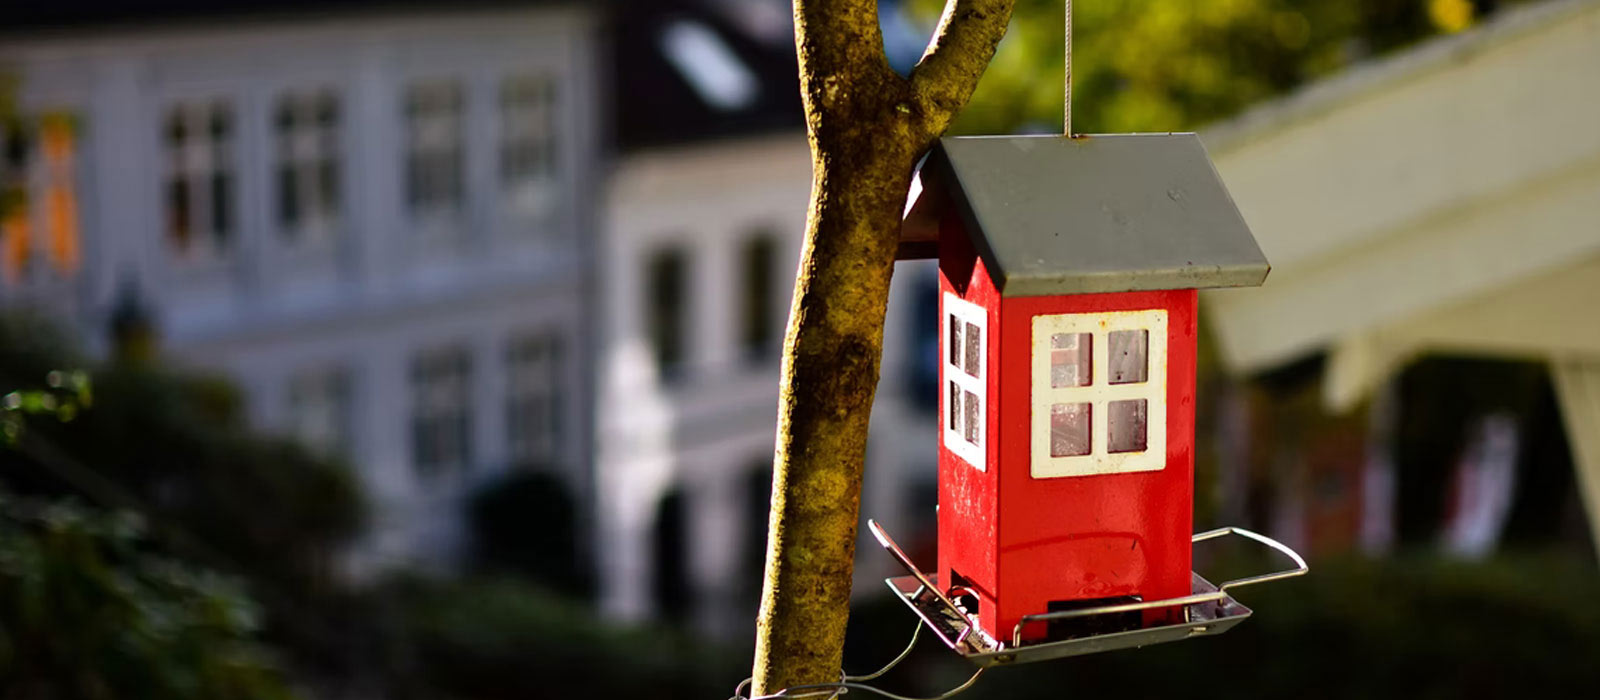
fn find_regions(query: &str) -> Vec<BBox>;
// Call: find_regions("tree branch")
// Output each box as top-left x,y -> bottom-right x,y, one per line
749,2 -> 1013,696
794,0 -> 902,119
909,0 -> 1016,140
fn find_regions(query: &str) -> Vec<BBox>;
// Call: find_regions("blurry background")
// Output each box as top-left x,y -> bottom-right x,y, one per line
1,0 -> 1598,698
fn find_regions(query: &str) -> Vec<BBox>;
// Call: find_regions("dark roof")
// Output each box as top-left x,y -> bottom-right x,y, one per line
915,133 -> 1270,297
1,1 -> 548,31
609,0 -> 802,151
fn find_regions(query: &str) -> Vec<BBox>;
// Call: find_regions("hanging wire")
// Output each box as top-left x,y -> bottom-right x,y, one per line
1064,0 -> 1073,135
737,668 -> 986,700
848,621 -> 924,682
731,621 -> 986,700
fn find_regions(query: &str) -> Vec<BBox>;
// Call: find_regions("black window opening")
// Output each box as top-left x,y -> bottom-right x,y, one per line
739,233 -> 779,364
647,247 -> 688,382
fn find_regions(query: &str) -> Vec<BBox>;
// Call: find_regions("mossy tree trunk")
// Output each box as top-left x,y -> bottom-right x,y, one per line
752,1 -> 1014,694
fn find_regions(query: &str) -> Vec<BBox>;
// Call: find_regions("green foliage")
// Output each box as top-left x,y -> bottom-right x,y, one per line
833,550 -> 1600,700
0,313 -> 363,595
912,0 -> 1540,135
1,369 -> 91,443
0,493 -> 298,700
371,577 -> 736,700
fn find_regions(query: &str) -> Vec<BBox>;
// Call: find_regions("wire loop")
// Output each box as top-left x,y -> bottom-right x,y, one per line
731,621 -> 984,700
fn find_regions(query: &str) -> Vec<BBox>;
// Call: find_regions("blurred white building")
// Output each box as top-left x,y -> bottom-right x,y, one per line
1,0 -> 945,633
596,1 -> 942,638
0,2 -> 602,572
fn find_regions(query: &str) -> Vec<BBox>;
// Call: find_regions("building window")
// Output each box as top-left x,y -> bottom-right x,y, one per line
500,74 -> 559,219
1030,309 -> 1168,479
165,100 -> 235,259
943,293 -> 986,470
288,367 -> 351,457
405,80 -> 464,220
275,90 -> 341,242
1,111 -> 81,283
646,247 -> 688,381
739,232 -> 779,363
506,333 -> 563,468
411,346 -> 473,476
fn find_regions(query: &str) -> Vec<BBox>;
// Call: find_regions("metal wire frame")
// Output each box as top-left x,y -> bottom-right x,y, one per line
731,621 -> 986,700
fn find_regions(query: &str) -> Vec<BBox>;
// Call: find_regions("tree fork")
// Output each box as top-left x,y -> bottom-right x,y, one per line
752,1 -> 1014,694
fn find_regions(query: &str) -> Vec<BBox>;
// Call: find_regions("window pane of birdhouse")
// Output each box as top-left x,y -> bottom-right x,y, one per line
1050,333 -> 1091,388
964,322 -> 981,378
1109,330 -> 1148,385
949,315 -> 961,367
963,391 -> 980,445
948,381 -> 959,432
1049,403 -> 1091,457
1108,399 -> 1148,453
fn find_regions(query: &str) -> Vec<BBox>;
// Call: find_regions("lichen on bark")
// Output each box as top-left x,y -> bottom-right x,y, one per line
751,1 -> 1014,695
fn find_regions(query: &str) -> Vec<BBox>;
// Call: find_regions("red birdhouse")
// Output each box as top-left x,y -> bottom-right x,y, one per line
899,133 -> 1270,646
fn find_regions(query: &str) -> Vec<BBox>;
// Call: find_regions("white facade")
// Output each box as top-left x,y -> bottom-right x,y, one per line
598,133 -> 940,637
0,6 -> 601,570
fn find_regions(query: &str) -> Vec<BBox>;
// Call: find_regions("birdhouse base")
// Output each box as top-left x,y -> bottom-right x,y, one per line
869,520 -> 1307,668
883,571 -> 1251,667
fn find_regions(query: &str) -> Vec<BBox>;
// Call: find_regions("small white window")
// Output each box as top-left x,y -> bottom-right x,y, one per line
943,293 -> 986,470
411,346 -> 473,476
275,90 -> 341,243
506,333 -> 563,468
405,80 -> 464,223
500,74 -> 560,219
164,100 -> 236,260
288,366 -> 351,457
1031,309 -> 1167,478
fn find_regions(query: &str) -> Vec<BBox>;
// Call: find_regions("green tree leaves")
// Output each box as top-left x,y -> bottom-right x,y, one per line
0,494 -> 297,700
911,0 -> 1530,135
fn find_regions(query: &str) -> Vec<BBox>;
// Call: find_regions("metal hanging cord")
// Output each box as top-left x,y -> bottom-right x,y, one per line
1065,0 -> 1073,135
731,622 -> 986,700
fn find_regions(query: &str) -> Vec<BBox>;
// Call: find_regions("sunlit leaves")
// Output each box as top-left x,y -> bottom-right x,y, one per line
1,370 -> 90,443
908,0 -> 1530,135
1429,0 -> 1477,32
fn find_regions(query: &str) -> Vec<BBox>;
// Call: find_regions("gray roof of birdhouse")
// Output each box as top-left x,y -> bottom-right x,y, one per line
923,133 -> 1269,297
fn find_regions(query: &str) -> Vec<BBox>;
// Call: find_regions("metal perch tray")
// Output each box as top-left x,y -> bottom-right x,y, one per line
869,520 -> 1308,668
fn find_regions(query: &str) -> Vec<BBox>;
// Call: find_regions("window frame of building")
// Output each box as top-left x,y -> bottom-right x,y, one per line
164,99 -> 236,261
287,366 -> 352,458
274,89 -> 342,245
1029,308 -> 1168,479
404,79 -> 465,229
411,346 -> 474,477
505,332 -> 563,469
944,293 -> 986,471
646,246 -> 689,382
499,73 -> 560,222
738,231 -> 779,364
2,110 -> 82,284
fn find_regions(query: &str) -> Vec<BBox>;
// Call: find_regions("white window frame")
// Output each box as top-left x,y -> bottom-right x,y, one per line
411,346 -> 474,477
404,79 -> 465,231
943,293 -> 987,471
274,89 -> 342,245
499,73 -> 560,221
506,333 -> 562,467
164,100 -> 235,261
287,366 -> 352,458
1030,309 -> 1168,478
